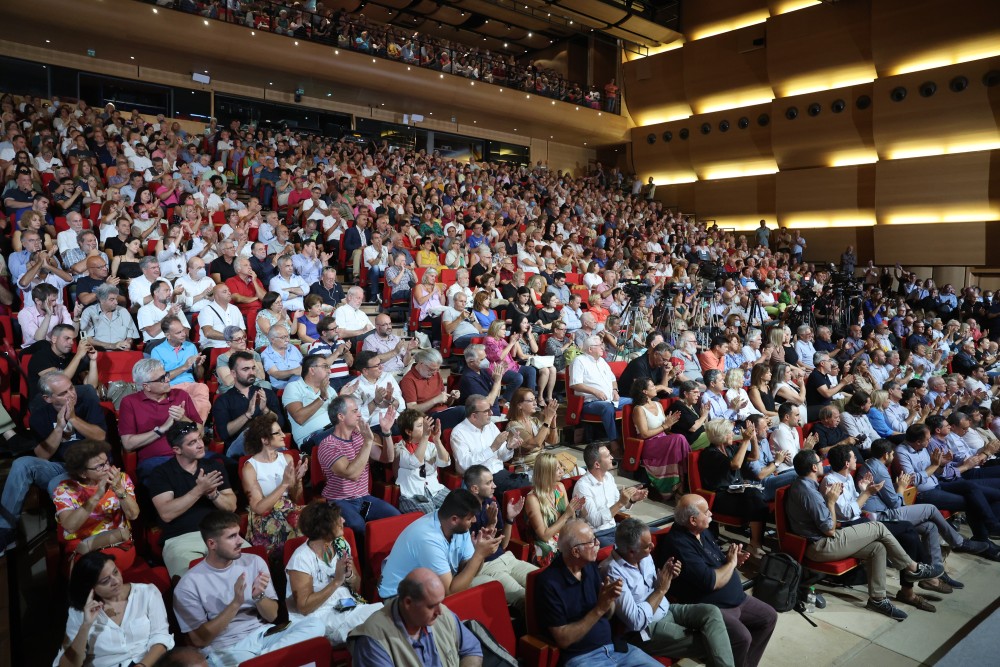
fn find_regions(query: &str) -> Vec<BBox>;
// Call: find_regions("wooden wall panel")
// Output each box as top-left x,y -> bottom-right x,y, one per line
630,121 -> 696,184
799,227 -> 874,266
875,151 -> 1000,225
684,103 -> 776,178
622,49 -> 690,126
872,57 -> 1000,160
871,0 -> 1000,76
654,183 -> 697,212
776,164 -> 876,227
546,142 -> 596,176
874,222 -> 987,266
683,0 -> 768,40
770,83 -> 875,170
694,174 -> 776,228
683,26 -> 774,115
766,0 -> 874,98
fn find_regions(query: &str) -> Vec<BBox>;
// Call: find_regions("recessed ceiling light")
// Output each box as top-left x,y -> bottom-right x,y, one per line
407,66 -> 411,70
152,8 -> 157,13
528,32 -> 532,37
429,112 -> 433,115
526,95 -> 530,99
130,56 -> 135,60
269,82 -> 273,85
499,89 -> 503,92
204,20 -> 209,26
251,31 -> 255,35
485,20 -> 489,23
45,39 -> 51,43
327,93 -> 332,96
440,74 -> 444,78
550,135 -> 553,139
470,81 -> 475,85
551,101 -> 555,105
372,58 -> 376,62
294,41 -> 299,45
204,70 -> 208,73
598,112 -> 602,116
335,50 -> 339,54
504,43 -> 508,48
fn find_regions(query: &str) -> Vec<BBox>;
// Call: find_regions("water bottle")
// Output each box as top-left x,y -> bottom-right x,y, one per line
402,320 -> 409,339
805,587 -> 817,614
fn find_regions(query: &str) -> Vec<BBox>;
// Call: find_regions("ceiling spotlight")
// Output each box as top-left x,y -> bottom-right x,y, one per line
327,93 -> 332,96
663,131 -> 673,142
45,39 -> 51,43
335,50 -> 339,54
251,31 -> 255,35
504,43 -> 508,47
719,120 -> 730,132
152,7 -> 157,12
646,133 -> 656,144
700,122 -> 711,134
950,75 -> 969,92
890,86 -> 907,102
831,99 -> 846,113
919,81 -> 937,97
130,56 -> 135,60
204,20 -> 209,25
856,95 -> 871,110
528,32 -> 532,37
737,117 -> 749,129
679,128 -> 689,140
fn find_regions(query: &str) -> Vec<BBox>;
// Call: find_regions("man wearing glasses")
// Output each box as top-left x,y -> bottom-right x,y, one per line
361,313 -> 416,378
307,316 -> 354,392
0,370 -> 106,557
536,518 -> 661,667
118,358 -> 203,484
451,395 -> 529,497
348,351 -> 405,435
570,335 -> 631,442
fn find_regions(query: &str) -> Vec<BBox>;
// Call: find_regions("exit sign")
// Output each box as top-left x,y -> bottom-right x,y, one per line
87,49 -> 96,57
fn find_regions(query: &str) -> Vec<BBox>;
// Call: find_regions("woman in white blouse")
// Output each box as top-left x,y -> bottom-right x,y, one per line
56,552 -> 173,667
286,502 -> 382,644
394,409 -> 451,514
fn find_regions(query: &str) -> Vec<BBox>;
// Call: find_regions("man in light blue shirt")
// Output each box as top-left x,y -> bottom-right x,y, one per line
377,489 -> 502,600
743,415 -> 795,501
260,325 -> 303,390
602,519 -> 734,666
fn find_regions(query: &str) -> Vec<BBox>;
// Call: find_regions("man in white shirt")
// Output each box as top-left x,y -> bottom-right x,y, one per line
446,268 -> 474,308
771,403 -> 803,473
517,238 -> 541,275
362,232 -> 390,304
573,442 -> 648,547
137,279 -> 190,344
350,351 -> 405,430
268,256 -> 310,312
450,394 -> 528,496
197,284 -> 245,350
193,180 -> 223,214
128,256 -> 162,307
570,335 -> 631,441
174,257 -> 216,314
333,286 -> 374,342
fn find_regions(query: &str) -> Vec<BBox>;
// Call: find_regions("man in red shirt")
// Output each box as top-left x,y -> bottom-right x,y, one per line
399,349 -> 465,430
225,256 -> 265,322
118,358 -> 203,484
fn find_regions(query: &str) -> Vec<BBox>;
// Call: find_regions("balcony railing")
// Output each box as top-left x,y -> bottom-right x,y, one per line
143,0 -> 620,114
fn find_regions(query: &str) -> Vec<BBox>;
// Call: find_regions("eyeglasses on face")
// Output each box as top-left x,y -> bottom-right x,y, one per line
146,373 -> 170,385
87,458 -> 112,472
571,536 -> 600,550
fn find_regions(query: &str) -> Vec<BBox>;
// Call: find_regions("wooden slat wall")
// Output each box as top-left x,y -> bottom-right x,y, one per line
622,0 -> 1000,267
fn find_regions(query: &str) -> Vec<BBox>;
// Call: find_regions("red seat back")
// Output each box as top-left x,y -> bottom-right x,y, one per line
445,580 -> 517,655
365,512 -> 422,600
96,351 -> 145,384
774,486 -> 806,561
236,637 -> 332,667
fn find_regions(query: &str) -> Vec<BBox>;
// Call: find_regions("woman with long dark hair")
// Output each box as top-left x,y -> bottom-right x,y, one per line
55,552 -> 173,667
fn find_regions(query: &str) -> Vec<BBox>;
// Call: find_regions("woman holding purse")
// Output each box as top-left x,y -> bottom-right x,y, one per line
53,440 -> 139,571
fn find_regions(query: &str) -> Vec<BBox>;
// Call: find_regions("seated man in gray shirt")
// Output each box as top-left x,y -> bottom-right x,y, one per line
785,449 -> 941,621
173,511 -> 325,667
601,518 -> 734,666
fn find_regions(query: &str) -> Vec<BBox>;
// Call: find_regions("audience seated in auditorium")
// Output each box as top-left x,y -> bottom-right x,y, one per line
451,394 -> 529,496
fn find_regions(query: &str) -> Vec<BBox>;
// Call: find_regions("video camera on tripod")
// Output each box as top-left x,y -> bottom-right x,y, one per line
621,279 -> 652,301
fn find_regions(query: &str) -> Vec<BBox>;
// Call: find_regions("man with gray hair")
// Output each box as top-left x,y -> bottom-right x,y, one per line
794,325 -> 816,371
127,256 -> 161,306
260,324 -> 304,390
450,394 -> 528,496
656,495 -> 776,667
445,268 -> 474,307
268,255 -> 309,312
0,370 -> 107,556
535,518 -> 661,667
400,348 -> 467,430
602,518 -> 734,666
458,343 -> 515,411
570,335 -> 630,441
118,358 -> 203,482
80,283 -> 139,350
333,286 -> 375,341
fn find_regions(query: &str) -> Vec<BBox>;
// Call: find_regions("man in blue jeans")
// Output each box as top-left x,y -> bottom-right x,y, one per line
536,518 -> 661,667
570,335 -> 632,441
0,371 -> 107,555
315,396 -> 400,546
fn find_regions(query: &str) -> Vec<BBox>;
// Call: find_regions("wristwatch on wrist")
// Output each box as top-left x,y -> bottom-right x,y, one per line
153,426 -> 163,437
252,591 -> 266,602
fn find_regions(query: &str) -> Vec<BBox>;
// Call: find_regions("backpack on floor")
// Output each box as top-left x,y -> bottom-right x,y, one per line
753,552 -> 802,612
462,619 -> 518,667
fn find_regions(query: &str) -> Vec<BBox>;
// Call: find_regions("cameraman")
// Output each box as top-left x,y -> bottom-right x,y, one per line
863,288 -> 889,328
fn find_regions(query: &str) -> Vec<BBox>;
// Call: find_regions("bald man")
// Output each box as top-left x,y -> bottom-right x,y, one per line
361,313 -> 417,376
349,567 -> 484,667
75,254 -> 119,306
655,496 -> 776,667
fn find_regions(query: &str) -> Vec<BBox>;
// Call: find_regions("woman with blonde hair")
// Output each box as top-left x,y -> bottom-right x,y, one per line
699,418 -> 769,557
724,368 -> 759,421
506,388 -> 559,474
413,266 -> 446,345
523,452 -> 586,566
